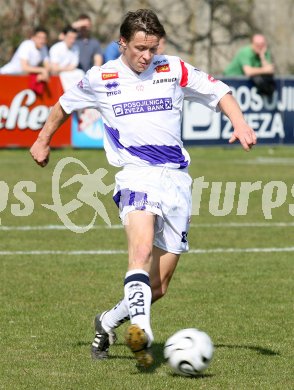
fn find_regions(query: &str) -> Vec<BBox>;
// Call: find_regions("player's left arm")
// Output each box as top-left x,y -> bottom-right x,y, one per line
218,93 -> 257,151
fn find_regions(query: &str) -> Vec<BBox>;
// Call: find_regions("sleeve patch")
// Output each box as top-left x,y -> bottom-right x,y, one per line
180,60 -> 188,87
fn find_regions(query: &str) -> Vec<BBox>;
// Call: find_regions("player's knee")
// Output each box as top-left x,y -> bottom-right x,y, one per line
130,243 -> 153,267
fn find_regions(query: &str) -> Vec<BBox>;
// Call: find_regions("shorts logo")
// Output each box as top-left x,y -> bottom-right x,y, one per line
113,98 -> 172,116
181,231 -> 188,243
102,72 -> 119,80
155,64 -> 170,73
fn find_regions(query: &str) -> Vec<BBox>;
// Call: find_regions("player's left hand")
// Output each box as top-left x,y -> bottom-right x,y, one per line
229,124 -> 257,151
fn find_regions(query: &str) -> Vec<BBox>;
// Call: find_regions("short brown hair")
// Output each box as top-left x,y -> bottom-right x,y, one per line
120,9 -> 166,42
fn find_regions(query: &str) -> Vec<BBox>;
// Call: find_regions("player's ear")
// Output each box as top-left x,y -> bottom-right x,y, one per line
119,37 -> 127,50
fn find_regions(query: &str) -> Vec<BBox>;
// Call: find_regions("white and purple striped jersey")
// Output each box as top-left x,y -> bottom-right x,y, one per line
59,55 -> 230,169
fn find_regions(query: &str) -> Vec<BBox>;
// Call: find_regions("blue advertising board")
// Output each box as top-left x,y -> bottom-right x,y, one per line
182,77 -> 294,145
71,109 -> 104,148
70,77 -> 294,148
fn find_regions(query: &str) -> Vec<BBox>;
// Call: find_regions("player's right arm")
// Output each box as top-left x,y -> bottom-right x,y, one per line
30,68 -> 100,167
30,102 -> 69,167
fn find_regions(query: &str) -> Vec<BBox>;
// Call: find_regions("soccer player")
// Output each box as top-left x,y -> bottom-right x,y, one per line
30,9 -> 257,368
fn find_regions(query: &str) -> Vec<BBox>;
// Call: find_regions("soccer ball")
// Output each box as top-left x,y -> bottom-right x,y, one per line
164,328 -> 214,377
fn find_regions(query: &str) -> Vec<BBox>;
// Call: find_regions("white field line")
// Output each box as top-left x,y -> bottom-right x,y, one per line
1,247 -> 294,256
234,157 -> 294,165
1,222 -> 294,231
1,222 -> 293,256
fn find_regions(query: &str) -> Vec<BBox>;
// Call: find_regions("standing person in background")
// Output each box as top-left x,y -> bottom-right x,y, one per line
72,14 -> 103,72
30,9 -> 256,369
156,36 -> 166,55
49,26 -> 84,91
103,40 -> 121,63
0,27 -> 50,82
224,34 -> 275,96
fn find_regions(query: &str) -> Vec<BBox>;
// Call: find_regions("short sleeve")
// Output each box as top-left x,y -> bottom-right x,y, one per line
179,59 -> 231,112
59,70 -> 100,114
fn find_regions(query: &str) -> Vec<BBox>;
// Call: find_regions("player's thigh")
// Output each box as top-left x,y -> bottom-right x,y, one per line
150,246 -> 180,301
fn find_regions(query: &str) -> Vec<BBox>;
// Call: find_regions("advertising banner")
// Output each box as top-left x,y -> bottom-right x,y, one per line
0,75 -> 70,147
182,77 -> 294,145
71,109 -> 104,148
1,75 -> 293,148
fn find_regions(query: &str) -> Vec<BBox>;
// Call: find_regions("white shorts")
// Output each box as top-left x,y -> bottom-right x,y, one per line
113,165 -> 192,254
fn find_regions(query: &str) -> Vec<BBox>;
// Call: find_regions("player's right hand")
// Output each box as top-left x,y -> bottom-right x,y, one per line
30,138 -> 50,167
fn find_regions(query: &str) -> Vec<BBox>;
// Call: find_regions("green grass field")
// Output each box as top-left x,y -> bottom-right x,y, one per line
0,145 -> 293,389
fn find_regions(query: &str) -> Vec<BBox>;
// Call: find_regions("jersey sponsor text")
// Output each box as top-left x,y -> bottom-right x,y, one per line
113,98 -> 172,116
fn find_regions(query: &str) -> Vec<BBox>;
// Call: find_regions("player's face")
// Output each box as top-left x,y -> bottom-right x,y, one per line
121,31 -> 159,74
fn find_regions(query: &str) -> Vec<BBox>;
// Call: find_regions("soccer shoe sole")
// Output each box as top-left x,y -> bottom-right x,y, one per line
125,324 -> 154,368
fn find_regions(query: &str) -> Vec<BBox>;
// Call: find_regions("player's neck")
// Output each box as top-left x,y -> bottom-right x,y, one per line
121,55 -> 142,75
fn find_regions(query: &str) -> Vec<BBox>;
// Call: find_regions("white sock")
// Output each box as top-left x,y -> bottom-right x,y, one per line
124,269 -> 153,345
101,299 -> 129,332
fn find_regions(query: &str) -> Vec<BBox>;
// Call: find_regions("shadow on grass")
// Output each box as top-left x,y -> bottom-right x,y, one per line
215,343 -> 280,356
75,341 -> 167,367
75,339 -> 214,377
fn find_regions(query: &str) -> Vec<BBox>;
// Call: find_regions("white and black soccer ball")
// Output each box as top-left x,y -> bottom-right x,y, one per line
164,328 -> 214,377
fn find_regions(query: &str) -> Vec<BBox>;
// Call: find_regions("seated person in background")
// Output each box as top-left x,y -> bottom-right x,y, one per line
49,26 -> 79,74
49,26 -> 84,91
224,33 -> 275,96
72,14 -> 103,72
0,27 -> 50,82
224,34 -> 274,77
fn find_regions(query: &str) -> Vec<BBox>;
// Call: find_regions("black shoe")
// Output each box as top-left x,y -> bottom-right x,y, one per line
94,312 -> 117,345
91,312 -> 111,360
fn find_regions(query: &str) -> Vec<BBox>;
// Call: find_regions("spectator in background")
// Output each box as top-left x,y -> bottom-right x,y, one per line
103,41 -> 121,63
49,26 -> 79,74
224,34 -> 275,96
0,27 -> 50,81
72,14 -> 103,72
49,26 -> 84,90
224,34 -> 274,76
156,36 -> 166,55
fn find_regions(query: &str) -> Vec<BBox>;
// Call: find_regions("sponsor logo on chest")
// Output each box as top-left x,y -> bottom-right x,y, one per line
112,97 -> 172,117
104,80 -> 121,96
153,77 -> 177,84
155,64 -> 170,73
102,72 -> 119,80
